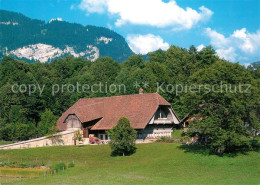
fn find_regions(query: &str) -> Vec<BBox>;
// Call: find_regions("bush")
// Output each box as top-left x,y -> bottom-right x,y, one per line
51,162 -> 66,172
171,129 -> 184,138
68,162 -> 75,168
0,161 -> 31,168
156,137 -> 181,143
180,136 -> 191,143
73,130 -> 83,142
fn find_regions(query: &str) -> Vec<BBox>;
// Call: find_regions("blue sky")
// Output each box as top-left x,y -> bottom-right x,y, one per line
1,0 -> 260,64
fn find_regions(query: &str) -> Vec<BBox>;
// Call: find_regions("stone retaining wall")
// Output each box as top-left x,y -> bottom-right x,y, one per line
0,129 -> 155,150
0,130 -> 83,150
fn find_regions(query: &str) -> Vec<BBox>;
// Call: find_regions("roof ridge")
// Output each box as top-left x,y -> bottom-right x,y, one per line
80,92 -> 158,101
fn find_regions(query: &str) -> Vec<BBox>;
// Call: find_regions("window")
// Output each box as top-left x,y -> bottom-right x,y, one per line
156,108 -> 167,119
137,133 -> 143,139
99,134 -> 110,140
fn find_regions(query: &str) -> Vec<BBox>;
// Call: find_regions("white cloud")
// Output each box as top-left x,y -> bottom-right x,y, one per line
216,47 -> 236,62
78,0 -> 213,29
205,28 -> 260,62
79,0 -> 107,14
231,28 -> 260,53
127,34 -> 169,54
205,28 -> 230,48
107,23 -> 113,30
197,44 -> 205,51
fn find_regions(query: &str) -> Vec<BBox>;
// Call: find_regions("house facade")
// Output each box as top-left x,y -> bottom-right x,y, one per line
57,92 -> 180,141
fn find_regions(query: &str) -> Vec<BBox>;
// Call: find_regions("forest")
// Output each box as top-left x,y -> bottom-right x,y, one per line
0,45 -> 259,153
0,10 -> 133,62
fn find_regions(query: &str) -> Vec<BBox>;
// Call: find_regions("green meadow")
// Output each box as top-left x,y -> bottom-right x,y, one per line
0,141 -> 13,146
0,143 -> 259,185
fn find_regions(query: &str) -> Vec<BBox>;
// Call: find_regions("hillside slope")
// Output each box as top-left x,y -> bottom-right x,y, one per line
0,10 -> 134,62
0,143 -> 259,185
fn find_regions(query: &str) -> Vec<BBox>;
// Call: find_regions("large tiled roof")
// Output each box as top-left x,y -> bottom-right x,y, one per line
57,93 -> 171,131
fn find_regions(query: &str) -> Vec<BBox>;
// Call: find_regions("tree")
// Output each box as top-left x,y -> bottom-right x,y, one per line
90,57 -> 120,83
148,49 -> 166,63
124,54 -> 145,68
107,117 -> 137,156
189,45 -> 197,54
247,61 -> 260,78
38,109 -> 58,136
0,124 -> 15,141
183,61 -> 260,154
14,123 -> 30,141
251,61 -> 260,69
198,45 -> 218,66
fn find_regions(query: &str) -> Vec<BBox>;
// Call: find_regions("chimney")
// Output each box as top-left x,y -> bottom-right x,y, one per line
139,88 -> 144,94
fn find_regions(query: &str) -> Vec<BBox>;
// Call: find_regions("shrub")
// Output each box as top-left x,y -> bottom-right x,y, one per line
51,162 -> 66,172
156,137 -> 181,143
171,129 -> 184,138
68,162 -> 75,168
180,136 -> 191,143
73,130 -> 83,142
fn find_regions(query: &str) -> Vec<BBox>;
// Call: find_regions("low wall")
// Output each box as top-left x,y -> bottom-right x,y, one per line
0,130 -> 157,150
0,130 -> 83,150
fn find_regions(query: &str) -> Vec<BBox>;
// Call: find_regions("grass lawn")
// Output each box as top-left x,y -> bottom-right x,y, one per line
0,141 -> 13,146
0,143 -> 259,185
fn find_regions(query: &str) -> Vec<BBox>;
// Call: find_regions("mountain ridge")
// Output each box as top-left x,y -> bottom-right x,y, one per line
0,10 -> 134,62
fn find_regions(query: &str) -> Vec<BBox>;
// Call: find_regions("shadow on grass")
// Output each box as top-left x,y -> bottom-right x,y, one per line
177,144 -> 210,156
110,147 -> 137,157
177,144 -> 260,157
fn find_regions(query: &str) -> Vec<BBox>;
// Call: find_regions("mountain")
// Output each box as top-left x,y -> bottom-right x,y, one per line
0,10 -> 134,63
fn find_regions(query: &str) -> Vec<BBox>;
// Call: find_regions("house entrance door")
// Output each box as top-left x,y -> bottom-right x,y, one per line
83,128 -> 89,138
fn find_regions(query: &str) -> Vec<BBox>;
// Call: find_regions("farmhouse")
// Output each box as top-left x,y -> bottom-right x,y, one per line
0,92 -> 180,150
57,92 -> 180,142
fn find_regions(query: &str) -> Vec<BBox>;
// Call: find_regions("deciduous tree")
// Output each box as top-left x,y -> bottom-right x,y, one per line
107,117 -> 137,156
